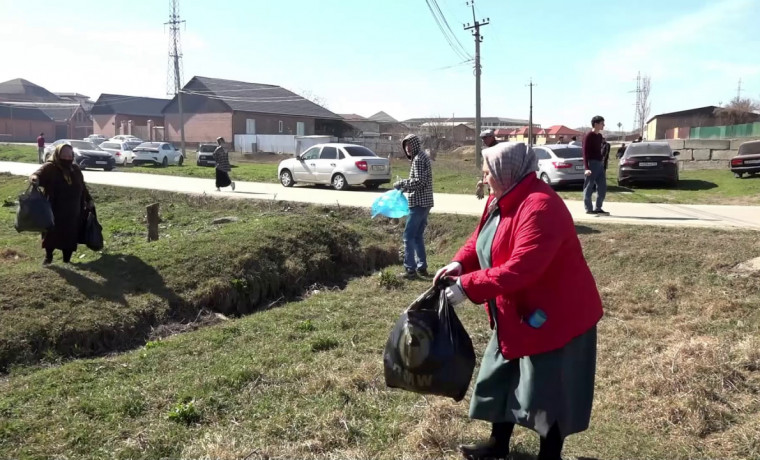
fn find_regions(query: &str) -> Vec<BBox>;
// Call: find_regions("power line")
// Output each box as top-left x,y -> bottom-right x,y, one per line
424,0 -> 472,62
464,0 -> 489,169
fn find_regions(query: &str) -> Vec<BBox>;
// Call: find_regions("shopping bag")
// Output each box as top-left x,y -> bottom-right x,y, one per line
14,185 -> 54,233
371,189 -> 409,218
383,285 -> 476,401
79,207 -> 104,251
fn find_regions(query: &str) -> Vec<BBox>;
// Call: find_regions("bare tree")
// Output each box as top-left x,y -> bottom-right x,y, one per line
714,96 -> 760,125
299,89 -> 329,109
636,75 -> 652,134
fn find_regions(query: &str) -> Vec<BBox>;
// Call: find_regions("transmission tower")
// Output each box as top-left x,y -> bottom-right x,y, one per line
166,0 -> 186,155
630,71 -> 642,136
737,78 -> 743,100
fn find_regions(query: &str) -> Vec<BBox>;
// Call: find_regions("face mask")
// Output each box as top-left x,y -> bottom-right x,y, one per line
59,159 -> 73,167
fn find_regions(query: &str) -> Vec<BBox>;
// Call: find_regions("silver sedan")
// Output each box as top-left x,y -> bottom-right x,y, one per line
533,144 -> 586,186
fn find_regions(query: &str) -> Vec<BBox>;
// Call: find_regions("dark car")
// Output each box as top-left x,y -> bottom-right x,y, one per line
617,141 -> 680,187
45,139 -> 116,171
730,140 -> 760,178
196,143 -> 217,167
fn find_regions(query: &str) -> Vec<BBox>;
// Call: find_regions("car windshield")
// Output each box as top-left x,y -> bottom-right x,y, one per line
200,145 -> 216,153
548,147 -> 582,159
343,146 -> 377,157
625,143 -> 672,157
70,141 -> 101,150
135,143 -> 161,150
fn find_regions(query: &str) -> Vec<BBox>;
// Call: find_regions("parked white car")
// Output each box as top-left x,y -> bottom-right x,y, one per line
84,134 -> 108,145
99,140 -> 143,165
277,143 -> 391,190
131,142 -> 185,167
533,144 -> 586,187
110,135 -> 143,143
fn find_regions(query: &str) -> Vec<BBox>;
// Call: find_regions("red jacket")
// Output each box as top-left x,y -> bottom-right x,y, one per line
453,175 -> 603,359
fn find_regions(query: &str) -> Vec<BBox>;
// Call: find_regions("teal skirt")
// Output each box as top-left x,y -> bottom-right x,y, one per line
469,325 -> 597,438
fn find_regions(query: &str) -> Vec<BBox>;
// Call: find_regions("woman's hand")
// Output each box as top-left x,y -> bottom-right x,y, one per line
29,174 -> 39,186
434,261 -> 463,285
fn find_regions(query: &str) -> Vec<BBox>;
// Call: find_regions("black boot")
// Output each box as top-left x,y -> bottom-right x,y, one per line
43,249 -> 53,265
538,423 -> 565,460
62,250 -> 72,264
460,422 -> 513,459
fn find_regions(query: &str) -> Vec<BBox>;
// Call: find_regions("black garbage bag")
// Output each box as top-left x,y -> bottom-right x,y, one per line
79,207 -> 103,251
383,285 -> 476,401
14,185 -> 54,233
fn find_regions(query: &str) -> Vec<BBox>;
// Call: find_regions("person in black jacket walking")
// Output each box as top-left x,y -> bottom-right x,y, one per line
213,137 -> 235,192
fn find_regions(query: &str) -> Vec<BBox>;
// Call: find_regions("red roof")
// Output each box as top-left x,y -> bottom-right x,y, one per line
546,125 -> 582,136
494,128 -> 514,136
514,126 -> 545,136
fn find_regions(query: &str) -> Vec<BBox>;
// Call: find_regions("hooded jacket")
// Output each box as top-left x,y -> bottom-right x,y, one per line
398,134 -> 434,208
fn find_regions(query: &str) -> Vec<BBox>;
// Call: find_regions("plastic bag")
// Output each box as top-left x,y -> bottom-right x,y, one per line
371,189 -> 409,218
14,185 -> 54,233
79,207 -> 103,251
383,285 -> 476,401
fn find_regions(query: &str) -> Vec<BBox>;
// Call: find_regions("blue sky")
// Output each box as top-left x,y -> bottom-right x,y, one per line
1,0 -> 758,129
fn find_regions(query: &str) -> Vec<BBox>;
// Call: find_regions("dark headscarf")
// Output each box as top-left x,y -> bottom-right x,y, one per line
401,134 -> 422,160
49,143 -> 74,184
482,142 -> 537,214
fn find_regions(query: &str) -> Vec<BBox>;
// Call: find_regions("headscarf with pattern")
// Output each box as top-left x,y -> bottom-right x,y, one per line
482,142 -> 537,214
49,143 -> 74,185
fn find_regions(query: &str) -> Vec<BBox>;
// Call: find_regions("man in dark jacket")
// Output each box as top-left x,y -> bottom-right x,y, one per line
394,134 -> 434,279
582,116 -> 608,215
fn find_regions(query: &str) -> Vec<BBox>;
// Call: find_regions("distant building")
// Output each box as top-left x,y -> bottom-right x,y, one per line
0,103 -> 55,142
544,125 -> 583,143
338,113 -> 380,137
403,116 -> 530,132
91,94 -> 170,139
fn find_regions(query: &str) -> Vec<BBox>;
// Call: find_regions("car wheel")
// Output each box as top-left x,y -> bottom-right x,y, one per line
332,173 -> 348,190
178,156 -> 184,166
197,161 -> 201,167
104,166 -> 113,172
540,173 -> 552,185
734,172 -> 743,178
161,156 -> 169,167
279,169 -> 295,187
365,183 -> 381,190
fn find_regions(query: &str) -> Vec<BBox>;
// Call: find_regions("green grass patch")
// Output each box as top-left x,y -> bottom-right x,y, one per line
0,144 -> 38,163
0,189 -> 759,459
0,173 -> 404,370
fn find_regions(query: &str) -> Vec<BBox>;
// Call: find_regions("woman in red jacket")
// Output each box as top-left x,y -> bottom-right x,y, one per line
435,142 -> 603,460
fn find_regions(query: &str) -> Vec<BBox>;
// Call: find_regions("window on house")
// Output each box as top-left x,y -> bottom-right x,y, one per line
296,121 -> 305,136
246,119 -> 256,134
279,121 -> 283,133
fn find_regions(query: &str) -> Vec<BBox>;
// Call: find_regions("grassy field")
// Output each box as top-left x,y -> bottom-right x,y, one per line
3,143 -> 760,206
1,171 -> 759,459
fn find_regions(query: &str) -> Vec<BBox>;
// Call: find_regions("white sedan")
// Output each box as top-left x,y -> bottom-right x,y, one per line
277,143 -> 391,190
131,142 -> 185,167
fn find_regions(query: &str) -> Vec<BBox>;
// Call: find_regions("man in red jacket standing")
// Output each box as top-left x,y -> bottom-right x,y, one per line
582,116 -> 608,215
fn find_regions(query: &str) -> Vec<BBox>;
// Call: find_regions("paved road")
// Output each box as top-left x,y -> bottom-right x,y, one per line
2,161 -> 759,231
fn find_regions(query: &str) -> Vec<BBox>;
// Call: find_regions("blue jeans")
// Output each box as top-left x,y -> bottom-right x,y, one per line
403,206 -> 431,271
583,160 -> 606,212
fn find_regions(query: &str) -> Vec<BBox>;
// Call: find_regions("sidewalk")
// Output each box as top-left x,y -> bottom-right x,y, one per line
2,161 -> 759,231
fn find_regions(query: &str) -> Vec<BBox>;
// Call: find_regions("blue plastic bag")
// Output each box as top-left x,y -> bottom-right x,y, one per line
371,189 -> 409,218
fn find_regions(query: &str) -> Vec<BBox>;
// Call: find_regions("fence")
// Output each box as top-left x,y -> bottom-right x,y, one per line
689,122 -> 760,140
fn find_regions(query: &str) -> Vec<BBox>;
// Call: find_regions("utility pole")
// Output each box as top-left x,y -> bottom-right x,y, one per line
737,78 -> 743,100
527,78 -> 536,149
166,0 -> 186,156
464,1 -> 489,168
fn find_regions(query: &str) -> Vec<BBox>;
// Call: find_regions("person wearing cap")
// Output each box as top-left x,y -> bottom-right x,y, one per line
393,134 -> 434,279
476,129 -> 499,199
433,142 -> 602,460
213,137 -> 235,192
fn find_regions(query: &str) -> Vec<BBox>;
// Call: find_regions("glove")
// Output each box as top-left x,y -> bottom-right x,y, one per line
444,278 -> 467,307
434,261 -> 462,284
393,180 -> 404,190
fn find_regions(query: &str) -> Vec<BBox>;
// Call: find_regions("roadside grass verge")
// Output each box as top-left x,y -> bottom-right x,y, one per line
0,173 -> 402,370
1,208 -> 759,458
4,144 -> 759,205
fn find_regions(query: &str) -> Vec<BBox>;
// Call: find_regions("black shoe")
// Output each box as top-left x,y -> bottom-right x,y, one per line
460,437 -> 509,460
594,208 -> 610,215
585,209 -> 598,215
398,270 -> 417,280
416,268 -> 429,277
42,257 -> 52,266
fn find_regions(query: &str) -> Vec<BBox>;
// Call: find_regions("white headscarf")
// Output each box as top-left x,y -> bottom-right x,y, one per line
482,142 -> 537,214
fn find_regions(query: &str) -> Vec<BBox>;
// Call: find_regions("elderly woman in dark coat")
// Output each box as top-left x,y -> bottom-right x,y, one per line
434,142 -> 604,460
29,143 -> 92,264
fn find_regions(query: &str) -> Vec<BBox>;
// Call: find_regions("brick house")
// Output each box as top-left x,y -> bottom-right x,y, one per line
162,76 -> 351,146
0,103 -> 55,142
544,125 -> 583,143
91,94 -> 170,139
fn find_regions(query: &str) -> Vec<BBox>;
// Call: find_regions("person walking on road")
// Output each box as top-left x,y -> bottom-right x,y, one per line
29,143 -> 93,265
476,129 -> 498,199
213,137 -> 235,192
393,134 -> 434,279
37,133 -> 45,164
582,116 -> 608,215
433,142 -> 603,460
